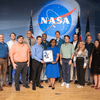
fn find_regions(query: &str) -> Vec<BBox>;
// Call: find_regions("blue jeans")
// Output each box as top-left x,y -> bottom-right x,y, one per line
62,58 -> 71,84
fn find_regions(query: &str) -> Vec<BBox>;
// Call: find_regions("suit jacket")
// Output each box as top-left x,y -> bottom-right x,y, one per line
23,38 -> 36,50
70,41 -> 79,50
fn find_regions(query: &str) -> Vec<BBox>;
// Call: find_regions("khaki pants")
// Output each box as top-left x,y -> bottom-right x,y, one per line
85,58 -> 93,83
70,63 -> 77,81
0,58 -> 7,84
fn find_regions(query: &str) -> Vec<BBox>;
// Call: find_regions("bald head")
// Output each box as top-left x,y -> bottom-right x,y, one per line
26,31 -> 32,38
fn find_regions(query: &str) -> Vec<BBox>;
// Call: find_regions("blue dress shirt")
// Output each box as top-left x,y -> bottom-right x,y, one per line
31,43 -> 44,62
0,42 -> 9,58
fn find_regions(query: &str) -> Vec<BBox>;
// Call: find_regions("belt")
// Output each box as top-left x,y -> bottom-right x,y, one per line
15,61 -> 27,63
0,58 -> 6,60
62,58 -> 71,60
77,57 -> 84,59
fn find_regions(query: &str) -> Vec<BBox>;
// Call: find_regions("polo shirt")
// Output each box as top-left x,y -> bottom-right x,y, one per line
0,42 -> 9,58
41,41 -> 50,50
10,43 -> 30,62
60,43 -> 74,58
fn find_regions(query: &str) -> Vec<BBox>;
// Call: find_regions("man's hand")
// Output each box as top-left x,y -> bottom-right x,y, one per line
41,60 -> 44,64
74,64 -> 76,67
27,62 -> 30,67
0,65 -> 1,69
8,60 -> 10,66
60,60 -> 62,65
51,62 -> 56,64
83,66 -> 86,69
13,63 -> 17,69
68,60 -> 72,65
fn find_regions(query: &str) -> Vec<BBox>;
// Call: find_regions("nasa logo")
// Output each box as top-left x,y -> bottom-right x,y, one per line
38,4 -> 75,37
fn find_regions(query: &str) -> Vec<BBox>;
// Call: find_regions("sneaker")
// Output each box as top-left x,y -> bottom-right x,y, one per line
66,84 -> 70,88
61,82 -> 66,86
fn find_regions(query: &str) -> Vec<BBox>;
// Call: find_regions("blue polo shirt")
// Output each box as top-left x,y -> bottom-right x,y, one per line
0,42 -> 9,58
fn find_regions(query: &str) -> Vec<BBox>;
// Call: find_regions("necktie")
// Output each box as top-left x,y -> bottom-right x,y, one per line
29,38 -> 31,46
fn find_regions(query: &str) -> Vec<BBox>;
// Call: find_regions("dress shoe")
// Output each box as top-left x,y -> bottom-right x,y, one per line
0,86 -> 3,91
23,85 -> 30,88
32,87 -> 36,90
3,83 -> 10,87
52,87 -> 55,90
87,82 -> 92,86
8,82 -> 12,85
19,81 -> 23,84
15,87 -> 20,91
48,85 -> 52,87
74,80 -> 78,84
70,80 -> 73,82
36,84 -> 44,88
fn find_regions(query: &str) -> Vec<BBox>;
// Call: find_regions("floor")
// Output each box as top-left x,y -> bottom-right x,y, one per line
0,81 -> 100,100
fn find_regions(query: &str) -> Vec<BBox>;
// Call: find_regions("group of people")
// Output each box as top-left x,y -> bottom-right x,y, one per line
0,30 -> 100,91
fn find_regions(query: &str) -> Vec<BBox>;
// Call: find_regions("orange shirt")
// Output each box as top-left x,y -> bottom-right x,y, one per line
10,42 -> 30,62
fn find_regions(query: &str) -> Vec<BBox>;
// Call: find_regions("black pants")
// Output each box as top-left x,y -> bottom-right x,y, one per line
29,57 -> 32,81
76,57 -> 86,86
8,59 -> 13,83
32,59 -> 43,87
14,62 -> 27,88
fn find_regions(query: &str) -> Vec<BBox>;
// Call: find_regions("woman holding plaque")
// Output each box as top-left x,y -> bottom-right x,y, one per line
45,39 -> 60,89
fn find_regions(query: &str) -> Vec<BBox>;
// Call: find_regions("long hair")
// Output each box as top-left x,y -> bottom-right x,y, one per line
76,41 -> 85,56
91,39 -> 100,54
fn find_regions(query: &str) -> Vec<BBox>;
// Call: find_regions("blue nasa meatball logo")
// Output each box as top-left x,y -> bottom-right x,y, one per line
38,4 -> 72,37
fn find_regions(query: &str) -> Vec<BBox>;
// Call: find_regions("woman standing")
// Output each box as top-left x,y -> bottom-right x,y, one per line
89,39 -> 100,89
45,39 -> 60,89
74,41 -> 88,88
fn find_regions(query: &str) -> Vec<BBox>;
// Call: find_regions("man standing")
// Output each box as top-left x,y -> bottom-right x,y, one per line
0,34 -> 9,91
40,33 -> 50,83
60,35 -> 74,88
70,34 -> 78,84
85,35 -> 93,85
23,30 -> 36,82
7,33 -> 17,86
10,35 -> 30,91
55,31 -> 64,82
31,36 -> 44,90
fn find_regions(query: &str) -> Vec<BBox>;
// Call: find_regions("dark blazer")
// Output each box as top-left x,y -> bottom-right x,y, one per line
70,41 -> 79,50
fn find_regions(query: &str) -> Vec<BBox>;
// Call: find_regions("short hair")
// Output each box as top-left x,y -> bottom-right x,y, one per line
17,35 -> 24,39
73,34 -> 78,37
64,35 -> 70,39
86,35 -> 92,38
98,32 -> 100,34
50,39 -> 57,44
10,32 -> 16,37
0,34 -> 4,36
42,33 -> 47,37
55,31 -> 60,35
36,36 -> 42,40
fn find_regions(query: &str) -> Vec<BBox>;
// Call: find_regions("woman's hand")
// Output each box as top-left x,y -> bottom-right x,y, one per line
51,61 -> 56,64
89,63 -> 91,69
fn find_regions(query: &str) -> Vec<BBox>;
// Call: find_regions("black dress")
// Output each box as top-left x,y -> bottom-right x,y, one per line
91,48 -> 100,74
